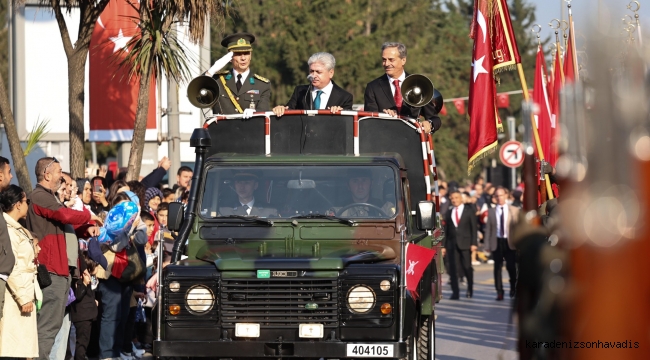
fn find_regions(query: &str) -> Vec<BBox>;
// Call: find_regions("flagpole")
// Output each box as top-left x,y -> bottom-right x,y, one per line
568,1 -> 579,82
517,64 -> 554,199
629,1 -> 642,46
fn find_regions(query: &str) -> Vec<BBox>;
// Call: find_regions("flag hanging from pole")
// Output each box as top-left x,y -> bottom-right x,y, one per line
491,0 -> 522,74
549,46 -> 564,167
468,0 -> 499,174
533,45 -> 552,162
563,16 -> 578,84
89,0 -> 157,141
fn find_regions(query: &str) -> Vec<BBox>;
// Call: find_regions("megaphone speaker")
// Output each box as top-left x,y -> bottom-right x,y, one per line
187,76 -> 220,108
401,74 -> 435,108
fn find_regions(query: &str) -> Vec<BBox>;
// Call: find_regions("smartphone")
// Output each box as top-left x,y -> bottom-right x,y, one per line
93,179 -> 102,193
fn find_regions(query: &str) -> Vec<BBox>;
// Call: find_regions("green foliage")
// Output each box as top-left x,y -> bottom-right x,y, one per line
23,118 -> 50,156
223,0 -> 536,181
84,142 -> 118,164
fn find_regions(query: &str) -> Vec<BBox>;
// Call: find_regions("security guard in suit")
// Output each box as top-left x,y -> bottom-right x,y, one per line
204,32 -> 271,116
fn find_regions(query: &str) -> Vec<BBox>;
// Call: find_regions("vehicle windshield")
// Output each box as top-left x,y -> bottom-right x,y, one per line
199,165 -> 398,220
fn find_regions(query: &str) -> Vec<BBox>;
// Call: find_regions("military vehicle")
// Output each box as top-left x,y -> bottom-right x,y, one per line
154,76 -> 444,359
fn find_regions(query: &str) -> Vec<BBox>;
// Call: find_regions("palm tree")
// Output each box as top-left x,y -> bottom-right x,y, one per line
117,0 -> 228,181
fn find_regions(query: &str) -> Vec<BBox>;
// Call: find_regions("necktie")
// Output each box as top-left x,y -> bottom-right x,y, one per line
454,207 -> 460,227
313,90 -> 323,109
242,204 -> 250,215
236,74 -> 243,92
499,206 -> 505,237
393,79 -> 403,114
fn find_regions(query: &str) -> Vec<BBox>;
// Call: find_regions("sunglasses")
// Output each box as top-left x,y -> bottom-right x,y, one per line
44,157 -> 59,174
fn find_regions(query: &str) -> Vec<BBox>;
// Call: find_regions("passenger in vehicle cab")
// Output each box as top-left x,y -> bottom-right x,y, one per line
272,52 -> 353,117
219,171 -> 277,217
332,169 -> 396,217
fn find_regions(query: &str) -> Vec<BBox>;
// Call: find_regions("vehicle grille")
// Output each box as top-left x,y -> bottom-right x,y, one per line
220,278 -> 339,329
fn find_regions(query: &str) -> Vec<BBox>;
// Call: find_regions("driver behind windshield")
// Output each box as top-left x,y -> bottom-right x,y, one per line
219,171 -> 277,217
333,169 -> 396,217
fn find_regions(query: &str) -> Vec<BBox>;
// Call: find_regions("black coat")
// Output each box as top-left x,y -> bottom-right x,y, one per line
285,82 -> 353,110
363,72 -> 441,131
443,205 -> 478,250
70,280 -> 98,322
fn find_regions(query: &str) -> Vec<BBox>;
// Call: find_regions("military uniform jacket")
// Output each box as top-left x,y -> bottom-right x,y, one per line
211,69 -> 271,114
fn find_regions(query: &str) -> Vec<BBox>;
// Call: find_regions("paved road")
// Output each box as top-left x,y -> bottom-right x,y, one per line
435,264 -> 518,360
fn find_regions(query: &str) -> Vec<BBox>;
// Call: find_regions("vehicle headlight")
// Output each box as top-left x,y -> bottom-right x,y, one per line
346,285 -> 376,313
185,285 -> 215,314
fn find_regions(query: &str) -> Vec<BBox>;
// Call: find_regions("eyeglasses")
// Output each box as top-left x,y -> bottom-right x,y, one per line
43,157 -> 59,174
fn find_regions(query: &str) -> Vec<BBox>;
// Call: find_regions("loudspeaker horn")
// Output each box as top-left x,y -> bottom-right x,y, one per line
400,74 -> 435,108
187,76 -> 220,108
432,88 -> 444,114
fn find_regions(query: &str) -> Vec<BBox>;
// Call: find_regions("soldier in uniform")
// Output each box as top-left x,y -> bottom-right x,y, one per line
204,32 -> 271,116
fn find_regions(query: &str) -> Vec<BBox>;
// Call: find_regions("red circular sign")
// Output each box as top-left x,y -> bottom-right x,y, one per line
499,141 -> 524,168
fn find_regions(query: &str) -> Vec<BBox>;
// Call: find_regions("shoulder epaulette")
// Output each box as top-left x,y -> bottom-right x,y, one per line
254,74 -> 270,83
215,70 -> 230,75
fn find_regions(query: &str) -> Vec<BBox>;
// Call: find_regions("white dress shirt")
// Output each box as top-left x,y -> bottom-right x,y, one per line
311,81 -> 334,109
495,204 -> 509,238
240,199 -> 255,215
387,72 -> 407,97
452,204 -> 464,227
233,68 -> 251,88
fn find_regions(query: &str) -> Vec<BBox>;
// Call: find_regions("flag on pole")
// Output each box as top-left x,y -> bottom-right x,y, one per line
468,0 -> 499,174
89,0 -> 157,141
549,46 -> 564,167
453,99 -> 466,115
533,45 -> 552,161
563,14 -> 578,84
491,0 -> 522,74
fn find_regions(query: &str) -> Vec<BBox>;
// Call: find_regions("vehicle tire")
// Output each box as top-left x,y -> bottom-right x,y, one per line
416,315 -> 435,360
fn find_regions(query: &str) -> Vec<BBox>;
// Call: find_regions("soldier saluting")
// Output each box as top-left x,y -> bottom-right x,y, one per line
204,32 -> 271,117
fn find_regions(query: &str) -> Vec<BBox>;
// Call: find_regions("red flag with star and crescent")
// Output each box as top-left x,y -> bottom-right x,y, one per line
89,0 -> 156,141
468,0 -> 499,174
533,45 -> 552,161
491,0 -> 522,74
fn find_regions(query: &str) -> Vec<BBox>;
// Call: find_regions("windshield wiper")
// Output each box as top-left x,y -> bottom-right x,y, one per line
224,215 -> 274,226
291,214 -> 356,226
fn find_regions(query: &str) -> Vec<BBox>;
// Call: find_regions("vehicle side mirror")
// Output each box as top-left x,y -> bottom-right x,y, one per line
168,202 -> 185,232
416,201 -> 436,231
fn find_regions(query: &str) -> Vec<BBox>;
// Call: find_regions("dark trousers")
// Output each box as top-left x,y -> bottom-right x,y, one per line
74,320 -> 93,360
493,237 -> 517,293
122,306 -> 137,353
37,273 -> 71,360
96,276 -> 133,358
447,245 -> 473,296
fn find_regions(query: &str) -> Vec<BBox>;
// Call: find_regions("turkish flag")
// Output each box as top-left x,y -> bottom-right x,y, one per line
468,0 -> 499,173
405,243 -> 437,297
439,104 -> 448,116
563,18 -> 578,84
496,93 -> 510,108
549,46 -> 564,167
89,0 -> 156,141
453,99 -> 466,115
533,45 -> 552,162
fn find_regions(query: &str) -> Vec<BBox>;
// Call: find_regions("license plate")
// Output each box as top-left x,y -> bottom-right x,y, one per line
346,344 -> 394,357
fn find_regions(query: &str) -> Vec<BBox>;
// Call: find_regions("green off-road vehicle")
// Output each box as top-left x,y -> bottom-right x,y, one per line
154,110 -> 444,359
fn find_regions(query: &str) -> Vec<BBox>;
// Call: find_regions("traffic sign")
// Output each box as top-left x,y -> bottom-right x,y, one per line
499,140 -> 524,168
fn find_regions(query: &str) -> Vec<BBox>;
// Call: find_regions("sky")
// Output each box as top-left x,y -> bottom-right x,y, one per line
531,0 -> 650,46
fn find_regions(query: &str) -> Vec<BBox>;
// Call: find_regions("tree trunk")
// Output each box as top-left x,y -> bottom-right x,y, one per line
0,71 -> 32,192
68,49 -> 89,178
125,61 -> 154,182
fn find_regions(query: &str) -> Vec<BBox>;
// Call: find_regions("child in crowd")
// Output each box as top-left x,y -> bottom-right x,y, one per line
71,254 -> 99,360
162,188 -> 176,203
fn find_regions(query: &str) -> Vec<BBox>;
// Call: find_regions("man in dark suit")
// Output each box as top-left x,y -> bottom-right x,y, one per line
484,186 -> 519,300
363,42 -> 442,134
205,32 -> 271,116
443,190 -> 478,299
219,171 -> 277,217
273,52 -> 353,117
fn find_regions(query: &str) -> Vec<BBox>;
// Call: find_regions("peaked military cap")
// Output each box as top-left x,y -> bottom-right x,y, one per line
221,32 -> 255,52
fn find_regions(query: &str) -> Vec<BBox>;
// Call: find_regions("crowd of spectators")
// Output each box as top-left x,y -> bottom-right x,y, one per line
0,155 -> 192,360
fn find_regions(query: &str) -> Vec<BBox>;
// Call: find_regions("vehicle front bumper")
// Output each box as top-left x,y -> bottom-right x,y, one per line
154,340 -> 407,358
